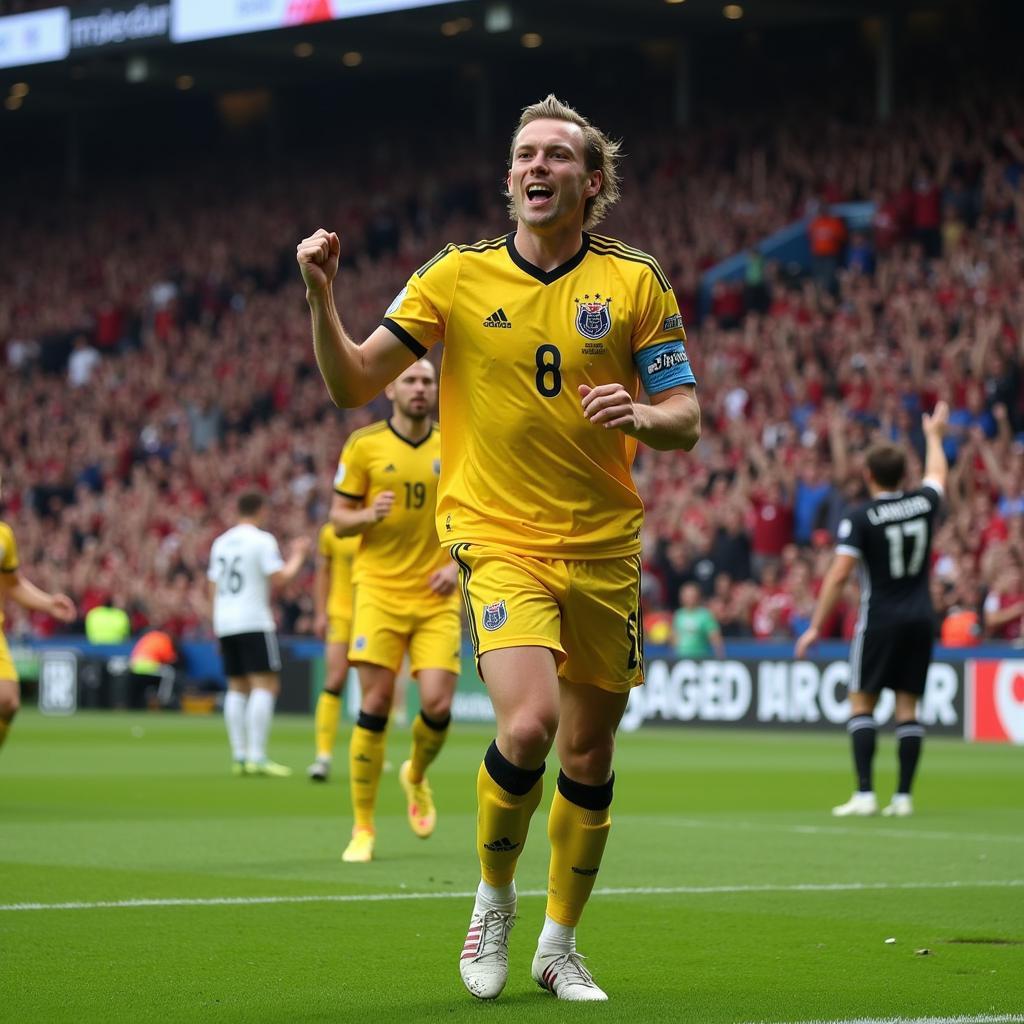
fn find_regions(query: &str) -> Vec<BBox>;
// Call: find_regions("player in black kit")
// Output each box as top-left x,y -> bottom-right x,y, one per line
796,401 -> 949,817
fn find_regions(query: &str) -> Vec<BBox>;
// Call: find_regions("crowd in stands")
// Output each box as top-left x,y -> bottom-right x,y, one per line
3,92 -> 1024,649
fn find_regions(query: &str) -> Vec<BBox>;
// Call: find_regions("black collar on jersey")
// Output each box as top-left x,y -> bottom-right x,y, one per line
505,231 -> 590,285
387,419 -> 435,449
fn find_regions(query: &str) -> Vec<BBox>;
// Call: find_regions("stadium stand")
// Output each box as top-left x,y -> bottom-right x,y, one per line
3,90 -> 1024,646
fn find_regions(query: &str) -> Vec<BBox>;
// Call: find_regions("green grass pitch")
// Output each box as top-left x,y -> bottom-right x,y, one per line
1,710 -> 1022,1023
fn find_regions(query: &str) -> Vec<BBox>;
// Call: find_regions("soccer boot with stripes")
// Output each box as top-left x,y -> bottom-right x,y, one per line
459,903 -> 515,999
831,791 -> 878,817
532,949 -> 608,1001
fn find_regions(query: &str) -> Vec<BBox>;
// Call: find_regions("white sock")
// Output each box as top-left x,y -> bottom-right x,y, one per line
538,914 -> 576,954
477,879 -> 516,910
246,688 -> 276,763
224,691 -> 247,761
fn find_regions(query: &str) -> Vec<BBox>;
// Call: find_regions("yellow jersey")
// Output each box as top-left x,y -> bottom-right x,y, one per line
317,524 -> 358,620
382,231 -> 697,558
0,520 -> 20,631
334,420 -> 449,596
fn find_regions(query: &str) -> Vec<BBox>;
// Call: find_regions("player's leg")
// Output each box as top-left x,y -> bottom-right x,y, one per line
833,624 -> 884,816
530,678 -> 626,1002
237,630 -> 287,775
224,677 -> 251,773
399,668 -> 455,838
528,555 -> 642,1001
0,676 -> 20,752
310,628 -> 349,781
400,603 -> 461,835
343,662 -> 396,861
461,645 -> 558,999
219,634 -> 251,774
884,691 -> 924,816
245,670 -> 290,776
452,544 -> 563,1000
834,687 -> 880,815
883,624 -> 931,815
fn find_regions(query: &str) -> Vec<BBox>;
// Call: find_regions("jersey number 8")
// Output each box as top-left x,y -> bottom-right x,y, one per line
535,344 -> 562,398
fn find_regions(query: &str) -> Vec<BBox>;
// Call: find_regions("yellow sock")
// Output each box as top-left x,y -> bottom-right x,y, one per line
314,690 -> 342,759
408,711 -> 450,783
545,773 -> 613,927
349,715 -> 388,831
0,718 -> 8,751
477,741 -> 544,887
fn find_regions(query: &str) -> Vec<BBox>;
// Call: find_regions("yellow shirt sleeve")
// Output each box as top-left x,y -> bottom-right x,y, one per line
335,437 -> 369,501
0,522 -> 19,573
381,244 -> 461,354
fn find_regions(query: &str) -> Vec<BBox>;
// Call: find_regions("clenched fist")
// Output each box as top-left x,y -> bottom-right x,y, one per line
297,228 -> 341,294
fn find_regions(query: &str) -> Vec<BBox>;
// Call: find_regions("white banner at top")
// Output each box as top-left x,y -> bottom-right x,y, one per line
0,8 -> 70,70
171,0 -> 465,44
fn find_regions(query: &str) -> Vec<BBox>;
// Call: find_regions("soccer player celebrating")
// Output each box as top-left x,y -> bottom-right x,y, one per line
329,359 -> 461,863
307,522 -> 358,782
796,402 -> 949,817
297,95 -> 700,1000
0,476 -> 77,753
208,492 -> 310,776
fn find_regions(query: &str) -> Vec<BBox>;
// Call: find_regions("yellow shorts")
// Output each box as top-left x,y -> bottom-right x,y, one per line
326,615 -> 352,646
349,588 -> 460,677
450,544 -> 644,693
0,630 -> 17,683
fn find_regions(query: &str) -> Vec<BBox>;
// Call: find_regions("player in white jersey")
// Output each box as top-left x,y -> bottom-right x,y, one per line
208,491 -> 311,776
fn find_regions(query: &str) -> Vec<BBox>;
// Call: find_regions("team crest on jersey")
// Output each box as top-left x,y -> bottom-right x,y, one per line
574,294 -> 612,341
482,600 -> 508,631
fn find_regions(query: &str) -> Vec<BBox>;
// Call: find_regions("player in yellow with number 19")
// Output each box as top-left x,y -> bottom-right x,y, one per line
330,360 -> 460,863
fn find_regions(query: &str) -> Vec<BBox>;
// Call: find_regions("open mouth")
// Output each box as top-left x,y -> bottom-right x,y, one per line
525,183 -> 554,206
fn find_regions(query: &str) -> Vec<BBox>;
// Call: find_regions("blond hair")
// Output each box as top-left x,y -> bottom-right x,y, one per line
507,94 -> 622,229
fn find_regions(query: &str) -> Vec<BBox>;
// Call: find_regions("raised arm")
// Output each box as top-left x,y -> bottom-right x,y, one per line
297,229 -> 419,407
922,400 -> 949,490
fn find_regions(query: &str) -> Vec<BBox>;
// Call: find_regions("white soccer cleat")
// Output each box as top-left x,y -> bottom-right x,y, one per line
881,794 -> 913,817
532,949 -> 608,1001
307,757 -> 331,782
832,791 -> 878,817
459,905 -> 515,1000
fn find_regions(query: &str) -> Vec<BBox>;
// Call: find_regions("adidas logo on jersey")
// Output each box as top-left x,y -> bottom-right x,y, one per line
483,308 -> 512,329
483,836 -> 520,853
384,464 -> 397,472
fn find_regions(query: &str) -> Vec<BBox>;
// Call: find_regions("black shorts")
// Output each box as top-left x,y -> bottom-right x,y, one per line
850,620 -> 933,697
218,631 -> 281,677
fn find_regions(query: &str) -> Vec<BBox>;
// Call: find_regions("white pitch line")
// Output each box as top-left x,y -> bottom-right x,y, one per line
2,878 -> 1021,913
739,1016 -> 1024,1024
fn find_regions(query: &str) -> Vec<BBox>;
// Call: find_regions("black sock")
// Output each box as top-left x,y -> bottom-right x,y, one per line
895,720 -> 924,795
847,715 -> 877,792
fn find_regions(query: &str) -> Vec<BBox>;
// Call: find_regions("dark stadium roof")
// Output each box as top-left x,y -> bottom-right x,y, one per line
0,0 -> 1002,115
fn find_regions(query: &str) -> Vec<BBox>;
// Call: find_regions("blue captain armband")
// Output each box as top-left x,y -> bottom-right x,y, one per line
635,339 -> 696,394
